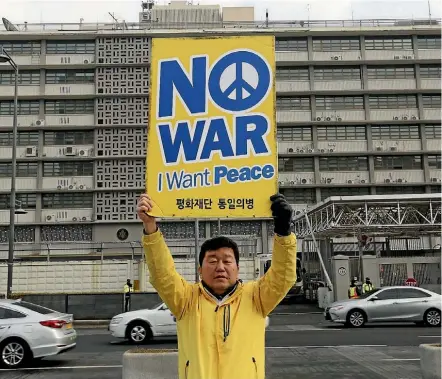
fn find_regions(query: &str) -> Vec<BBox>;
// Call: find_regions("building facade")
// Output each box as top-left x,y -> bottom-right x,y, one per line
0,18 -> 440,257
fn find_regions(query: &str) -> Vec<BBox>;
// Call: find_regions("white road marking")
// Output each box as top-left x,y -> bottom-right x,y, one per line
0,365 -> 123,372
381,358 -> 420,361
272,312 -> 323,315
266,344 -> 388,348
267,328 -> 342,332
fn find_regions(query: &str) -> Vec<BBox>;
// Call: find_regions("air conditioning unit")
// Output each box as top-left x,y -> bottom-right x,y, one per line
77,184 -> 85,190
72,217 -> 78,221
290,181 -> 296,185
336,117 -> 343,121
307,148 -> 313,153
393,55 -> 401,59
320,148 -> 326,153
46,214 -> 56,222
376,146 -> 383,151
298,149 -> 305,153
397,178 -> 403,183
431,177 -> 439,182
405,55 -> 413,59
390,146 -> 398,151
411,115 -> 417,120
57,185 -> 63,190
78,149 -> 90,157
34,119 -> 45,126
25,146 -> 37,157
278,181 -> 284,186
347,179 -> 353,184
287,148 -> 294,153
325,116 -> 332,121
329,148 -> 334,153
331,55 -> 341,60
326,178 -> 332,184
301,178 -> 307,184
64,146 -> 77,156
84,59 -> 91,64
68,184 -> 75,190
316,116 -> 323,121
360,179 -> 366,184
393,116 -> 399,121
402,116 -> 408,121
384,178 -> 391,183
81,216 -> 88,221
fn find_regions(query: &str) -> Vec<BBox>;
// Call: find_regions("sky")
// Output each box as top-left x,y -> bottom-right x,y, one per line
1,0 -> 441,25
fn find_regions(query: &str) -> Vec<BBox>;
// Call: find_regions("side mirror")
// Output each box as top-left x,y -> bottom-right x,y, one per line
369,296 -> 379,301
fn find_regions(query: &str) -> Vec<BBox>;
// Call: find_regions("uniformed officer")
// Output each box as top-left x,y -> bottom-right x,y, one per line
123,279 -> 133,312
363,277 -> 375,293
348,279 -> 361,299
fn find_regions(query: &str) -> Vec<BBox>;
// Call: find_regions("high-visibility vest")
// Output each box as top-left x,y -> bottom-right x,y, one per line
124,284 -> 133,294
363,283 -> 374,293
349,287 -> 359,298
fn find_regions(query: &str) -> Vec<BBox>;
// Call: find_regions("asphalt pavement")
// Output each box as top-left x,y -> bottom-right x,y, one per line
1,311 -> 440,379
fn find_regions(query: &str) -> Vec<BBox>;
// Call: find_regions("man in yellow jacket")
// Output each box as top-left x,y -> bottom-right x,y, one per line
137,193 -> 297,379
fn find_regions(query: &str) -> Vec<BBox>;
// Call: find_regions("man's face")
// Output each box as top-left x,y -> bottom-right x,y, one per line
199,247 -> 239,295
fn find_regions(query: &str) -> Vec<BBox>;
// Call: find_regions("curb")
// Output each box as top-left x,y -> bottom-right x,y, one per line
74,320 -> 110,328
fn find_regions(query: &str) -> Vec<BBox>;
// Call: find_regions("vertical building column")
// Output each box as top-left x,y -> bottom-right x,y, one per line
261,220 -> 269,255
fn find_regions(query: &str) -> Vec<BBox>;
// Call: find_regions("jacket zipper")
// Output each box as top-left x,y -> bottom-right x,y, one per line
252,357 -> 258,379
185,360 -> 189,379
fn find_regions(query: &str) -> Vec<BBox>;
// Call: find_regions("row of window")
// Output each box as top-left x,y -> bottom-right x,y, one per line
276,65 -> 441,81
1,155 -> 439,178
278,125 -> 441,141
275,36 -> 440,51
282,185 -> 441,203
278,155 -> 441,172
0,125 -> 438,147
0,70 -> 95,85
1,185 -> 440,209
276,95 -> 441,110
1,36 -> 439,56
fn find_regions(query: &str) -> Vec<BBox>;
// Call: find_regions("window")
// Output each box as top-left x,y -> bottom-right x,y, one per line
43,131 -> 94,145
0,307 -> 26,319
317,126 -> 366,140
276,97 -> 310,110
396,288 -> 431,299
365,37 -> 413,50
422,95 -> 441,108
374,155 -> 422,170
46,70 -> 95,84
417,36 -> 441,49
275,38 -> 308,51
0,194 -> 36,209
369,95 -> 417,109
375,289 -> 398,300
312,38 -> 360,51
0,101 -> 40,115
276,68 -> 309,81
0,132 -> 38,146
44,100 -> 94,114
319,156 -> 368,171
0,163 -> 38,177
430,185 -> 441,193
46,41 -> 95,54
0,41 -> 41,54
425,125 -> 441,139
376,186 -> 425,195
321,187 -> 369,200
420,65 -> 441,78
278,157 -> 314,172
367,66 -> 415,79
43,162 -> 94,176
42,193 -> 93,208
428,155 -> 441,169
280,188 -> 315,204
316,96 -> 364,110
12,301 -> 55,315
314,67 -> 361,80
0,71 -> 40,85
371,125 -> 420,139
277,127 -> 312,141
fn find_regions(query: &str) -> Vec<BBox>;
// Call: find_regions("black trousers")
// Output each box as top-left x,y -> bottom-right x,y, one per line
124,295 -> 131,312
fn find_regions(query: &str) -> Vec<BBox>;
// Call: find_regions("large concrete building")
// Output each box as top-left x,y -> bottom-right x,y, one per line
0,5 -> 440,259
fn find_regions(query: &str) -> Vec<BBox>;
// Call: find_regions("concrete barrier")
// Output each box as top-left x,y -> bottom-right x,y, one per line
419,344 -> 441,379
122,349 -> 178,379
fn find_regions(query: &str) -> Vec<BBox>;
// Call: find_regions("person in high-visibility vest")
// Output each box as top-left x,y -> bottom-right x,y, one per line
363,277 -> 375,294
348,280 -> 361,299
123,279 -> 133,312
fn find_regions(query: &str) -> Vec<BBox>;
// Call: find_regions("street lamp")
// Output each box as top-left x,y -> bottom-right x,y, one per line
0,48 -> 20,298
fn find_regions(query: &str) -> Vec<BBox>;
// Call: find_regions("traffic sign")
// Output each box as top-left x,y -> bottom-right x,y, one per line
404,277 -> 418,287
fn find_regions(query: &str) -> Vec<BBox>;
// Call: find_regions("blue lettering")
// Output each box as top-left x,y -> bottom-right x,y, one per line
200,118 -> 234,160
214,164 -> 275,185
157,120 -> 205,165
166,169 -> 211,190
158,56 -> 207,118
235,115 -> 269,157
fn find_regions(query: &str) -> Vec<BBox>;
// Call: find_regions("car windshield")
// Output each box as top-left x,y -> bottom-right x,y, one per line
150,302 -> 165,310
12,301 -> 56,315
358,288 -> 381,299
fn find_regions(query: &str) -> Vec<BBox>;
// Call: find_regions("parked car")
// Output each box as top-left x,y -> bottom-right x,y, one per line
109,302 -> 270,344
0,299 -> 76,369
324,286 -> 441,328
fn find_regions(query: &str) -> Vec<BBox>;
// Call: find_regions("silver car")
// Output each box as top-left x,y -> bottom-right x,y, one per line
0,299 -> 77,369
325,286 -> 441,328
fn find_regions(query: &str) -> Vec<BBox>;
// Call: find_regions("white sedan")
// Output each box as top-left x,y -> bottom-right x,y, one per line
109,302 -> 270,344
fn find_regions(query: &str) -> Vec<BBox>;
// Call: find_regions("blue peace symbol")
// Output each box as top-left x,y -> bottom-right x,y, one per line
208,50 -> 271,112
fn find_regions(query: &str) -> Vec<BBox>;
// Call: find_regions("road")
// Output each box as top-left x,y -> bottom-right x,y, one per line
1,312 -> 440,379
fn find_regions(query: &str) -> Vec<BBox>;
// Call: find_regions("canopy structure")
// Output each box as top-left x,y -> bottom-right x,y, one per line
292,194 -> 442,238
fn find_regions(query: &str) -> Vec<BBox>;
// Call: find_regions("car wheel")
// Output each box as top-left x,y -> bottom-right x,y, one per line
347,309 -> 366,328
127,321 -> 152,344
424,309 -> 441,327
0,339 -> 30,369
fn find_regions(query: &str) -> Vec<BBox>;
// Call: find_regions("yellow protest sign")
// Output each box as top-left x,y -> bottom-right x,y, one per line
146,36 -> 277,218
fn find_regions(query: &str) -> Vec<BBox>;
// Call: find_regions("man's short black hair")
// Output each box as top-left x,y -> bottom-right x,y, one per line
199,236 -> 239,267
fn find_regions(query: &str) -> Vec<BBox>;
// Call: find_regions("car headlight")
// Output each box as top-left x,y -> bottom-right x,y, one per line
330,306 -> 345,311
110,316 -> 123,325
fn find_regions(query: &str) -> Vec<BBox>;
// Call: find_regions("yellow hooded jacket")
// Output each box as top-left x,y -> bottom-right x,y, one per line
143,229 -> 297,379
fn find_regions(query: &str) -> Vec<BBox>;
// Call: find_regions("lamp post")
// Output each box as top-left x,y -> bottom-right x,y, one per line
0,48 -> 23,298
